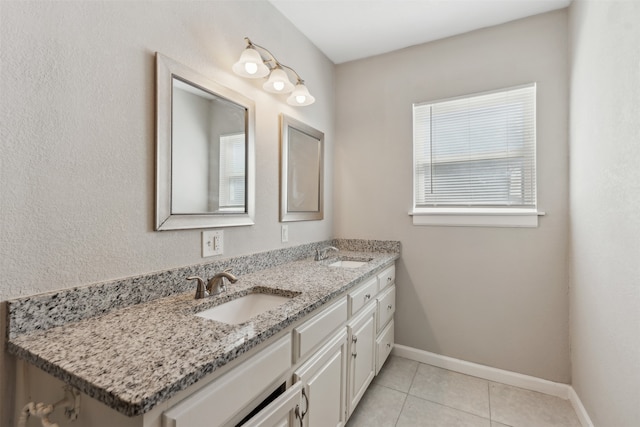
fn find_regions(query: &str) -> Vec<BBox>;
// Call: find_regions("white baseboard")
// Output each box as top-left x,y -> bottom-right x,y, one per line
391,344 -> 594,427
568,386 -> 595,427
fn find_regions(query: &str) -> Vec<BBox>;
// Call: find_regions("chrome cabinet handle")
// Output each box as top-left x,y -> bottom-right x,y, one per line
295,405 -> 303,427
301,388 -> 309,419
352,335 -> 358,357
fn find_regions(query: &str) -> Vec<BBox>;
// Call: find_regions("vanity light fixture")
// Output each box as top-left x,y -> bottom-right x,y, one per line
232,37 -> 315,107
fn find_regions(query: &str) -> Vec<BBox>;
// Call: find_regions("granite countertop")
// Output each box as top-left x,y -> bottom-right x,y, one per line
7,250 -> 398,417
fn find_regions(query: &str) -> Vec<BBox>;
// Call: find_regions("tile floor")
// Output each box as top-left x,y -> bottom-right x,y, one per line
347,356 -> 582,427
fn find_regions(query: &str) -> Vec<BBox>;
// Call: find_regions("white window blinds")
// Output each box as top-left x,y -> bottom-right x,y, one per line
219,133 -> 245,210
413,84 -> 536,209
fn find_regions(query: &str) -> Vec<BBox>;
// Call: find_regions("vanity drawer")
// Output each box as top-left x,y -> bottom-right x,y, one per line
376,319 -> 394,375
348,276 -> 378,317
376,285 -> 395,332
377,265 -> 395,292
293,297 -> 347,362
163,335 -> 291,427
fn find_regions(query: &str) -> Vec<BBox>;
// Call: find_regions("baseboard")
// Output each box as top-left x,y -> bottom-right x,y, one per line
392,344 -> 594,427
568,386 -> 595,427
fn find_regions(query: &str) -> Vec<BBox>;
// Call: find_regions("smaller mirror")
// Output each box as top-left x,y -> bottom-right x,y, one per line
156,53 -> 255,230
280,115 -> 324,222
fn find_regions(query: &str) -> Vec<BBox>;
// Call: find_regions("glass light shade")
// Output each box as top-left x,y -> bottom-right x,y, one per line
232,48 -> 269,78
287,83 -> 315,106
263,68 -> 294,93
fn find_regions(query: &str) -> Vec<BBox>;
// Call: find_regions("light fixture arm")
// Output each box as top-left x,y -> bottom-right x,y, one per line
244,37 -> 304,84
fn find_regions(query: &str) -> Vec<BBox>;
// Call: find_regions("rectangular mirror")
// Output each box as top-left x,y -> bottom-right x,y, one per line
280,115 -> 324,222
156,53 -> 255,230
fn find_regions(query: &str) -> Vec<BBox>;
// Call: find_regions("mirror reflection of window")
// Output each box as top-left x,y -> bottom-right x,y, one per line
219,133 -> 246,212
170,78 -> 246,215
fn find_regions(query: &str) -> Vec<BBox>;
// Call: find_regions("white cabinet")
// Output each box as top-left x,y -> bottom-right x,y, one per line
163,335 -> 292,427
293,298 -> 348,363
376,319 -> 394,375
376,285 -> 395,332
347,276 -> 377,317
346,301 -> 377,417
242,382 -> 303,427
294,329 -> 348,427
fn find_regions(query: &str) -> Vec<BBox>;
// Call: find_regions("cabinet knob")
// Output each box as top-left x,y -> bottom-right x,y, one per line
388,304 -> 393,310
387,277 -> 392,283
364,294 -> 371,300
352,335 -> 358,343
387,343 -> 391,348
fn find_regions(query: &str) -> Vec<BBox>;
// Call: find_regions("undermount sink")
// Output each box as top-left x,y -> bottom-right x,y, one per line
196,292 -> 294,325
328,258 -> 373,269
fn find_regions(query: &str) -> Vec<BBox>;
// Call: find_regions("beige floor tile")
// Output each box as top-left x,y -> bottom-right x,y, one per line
373,355 -> 419,393
490,382 -> 581,427
409,363 -> 490,418
396,395 -> 491,427
346,383 -> 407,427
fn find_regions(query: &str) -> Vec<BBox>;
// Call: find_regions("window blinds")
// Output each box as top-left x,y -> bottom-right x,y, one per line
219,133 -> 246,209
413,84 -> 536,208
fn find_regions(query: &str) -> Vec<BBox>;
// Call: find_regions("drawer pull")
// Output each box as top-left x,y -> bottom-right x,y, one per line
364,294 -> 371,301
352,334 -> 358,357
387,277 -> 392,283
388,304 -> 393,310
387,343 -> 391,348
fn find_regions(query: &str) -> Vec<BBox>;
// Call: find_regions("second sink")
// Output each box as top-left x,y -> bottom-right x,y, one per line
196,292 -> 294,325
328,257 -> 373,269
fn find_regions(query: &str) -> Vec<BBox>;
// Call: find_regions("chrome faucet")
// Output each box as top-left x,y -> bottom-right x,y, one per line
315,246 -> 339,261
187,268 -> 238,299
207,268 -> 238,295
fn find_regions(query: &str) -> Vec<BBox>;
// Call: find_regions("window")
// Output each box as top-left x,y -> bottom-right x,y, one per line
219,133 -> 245,211
412,83 -> 542,227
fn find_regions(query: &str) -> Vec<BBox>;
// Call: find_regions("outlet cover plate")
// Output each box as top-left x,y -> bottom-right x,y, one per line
202,230 -> 223,257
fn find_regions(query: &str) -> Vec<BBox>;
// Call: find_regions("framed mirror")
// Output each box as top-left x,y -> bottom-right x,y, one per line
280,115 -> 324,222
155,53 -> 255,230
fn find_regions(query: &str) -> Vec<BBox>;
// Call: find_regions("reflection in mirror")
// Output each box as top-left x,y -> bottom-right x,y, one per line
280,115 -> 324,222
171,79 -> 246,214
156,53 -> 255,230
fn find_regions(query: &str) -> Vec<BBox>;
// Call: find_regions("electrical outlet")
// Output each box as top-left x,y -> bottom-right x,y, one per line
281,225 -> 288,243
202,230 -> 223,257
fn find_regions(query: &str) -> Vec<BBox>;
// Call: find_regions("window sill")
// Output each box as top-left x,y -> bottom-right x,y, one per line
409,208 -> 545,228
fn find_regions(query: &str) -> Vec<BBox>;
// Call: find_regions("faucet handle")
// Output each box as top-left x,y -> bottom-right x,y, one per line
187,276 -> 209,299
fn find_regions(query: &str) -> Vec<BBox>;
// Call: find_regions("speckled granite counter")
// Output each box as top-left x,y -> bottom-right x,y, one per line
6,240 -> 399,417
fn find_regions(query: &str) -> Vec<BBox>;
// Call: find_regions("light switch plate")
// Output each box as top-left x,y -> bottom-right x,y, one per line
202,230 -> 223,257
281,225 -> 288,243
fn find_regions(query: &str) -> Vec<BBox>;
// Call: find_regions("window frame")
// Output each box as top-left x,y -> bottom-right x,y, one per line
410,83 -> 544,227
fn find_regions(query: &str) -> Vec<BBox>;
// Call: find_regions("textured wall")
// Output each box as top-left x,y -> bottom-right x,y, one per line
0,1 -> 334,424
569,1 -> 640,425
335,10 -> 570,382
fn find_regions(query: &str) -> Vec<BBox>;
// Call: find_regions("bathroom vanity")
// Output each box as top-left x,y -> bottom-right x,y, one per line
6,240 -> 399,427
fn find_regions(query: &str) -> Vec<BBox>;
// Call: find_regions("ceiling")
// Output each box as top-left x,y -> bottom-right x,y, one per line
269,0 -> 571,64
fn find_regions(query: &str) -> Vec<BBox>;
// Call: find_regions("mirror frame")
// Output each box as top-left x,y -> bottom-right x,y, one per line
155,53 -> 255,230
280,115 -> 324,222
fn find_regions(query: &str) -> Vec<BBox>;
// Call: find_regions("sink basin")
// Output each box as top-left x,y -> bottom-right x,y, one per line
328,258 -> 373,268
196,293 -> 293,325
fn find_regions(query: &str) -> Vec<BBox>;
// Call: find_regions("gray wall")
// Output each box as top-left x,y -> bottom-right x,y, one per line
569,1 -> 640,425
334,10 -> 570,382
0,1 -> 334,424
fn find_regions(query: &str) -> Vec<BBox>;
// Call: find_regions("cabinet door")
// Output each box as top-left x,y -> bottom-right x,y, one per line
242,382 -> 302,427
347,302 -> 377,417
294,329 -> 348,427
